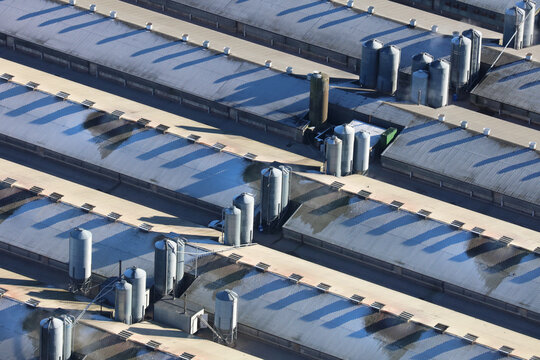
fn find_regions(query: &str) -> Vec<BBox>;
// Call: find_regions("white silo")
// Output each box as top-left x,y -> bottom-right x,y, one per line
124,266 -> 147,323
462,29 -> 482,82
260,167 -> 283,228
309,71 -> 329,127
354,131 -> 370,174
154,238 -> 177,297
325,135 -> 342,177
40,317 -> 64,360
115,279 -> 133,325
360,39 -> 383,88
428,59 -> 450,108
411,70 -> 429,105
450,35 -> 472,93
69,228 -> 92,287
60,314 -> 74,360
334,124 -> 354,176
223,206 -> 241,247
176,238 -> 185,288
278,165 -> 291,214
516,0 -> 535,47
411,52 -> 433,73
214,289 -> 238,345
377,45 -> 401,95
504,6 -> 525,49
233,193 -> 255,244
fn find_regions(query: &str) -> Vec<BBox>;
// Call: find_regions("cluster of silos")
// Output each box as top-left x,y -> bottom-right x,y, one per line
408,52 -> 450,108
260,166 -> 290,230
360,39 -> 401,95
124,266 -> 147,323
154,238 -> 182,299
214,289 -> 238,346
39,315 -> 74,360
308,71 -> 329,127
325,124 -> 371,176
223,192 -> 255,246
68,228 -> 92,290
504,1 -> 536,49
410,52 -> 433,105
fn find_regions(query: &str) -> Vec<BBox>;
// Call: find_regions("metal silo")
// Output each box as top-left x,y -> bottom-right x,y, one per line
504,6 -> 525,49
427,59 -> 450,108
325,135 -> 342,177
360,39 -> 383,88
176,238 -> 185,288
69,227 -> 92,286
154,239 -> 177,297
334,124 -> 354,176
124,266 -> 147,323
462,29 -> 482,82
309,71 -> 329,127
215,289 -> 238,345
115,279 -> 133,325
233,193 -> 254,245
516,0 -> 536,47
377,45 -> 401,95
450,35 -> 472,93
60,314 -> 74,360
411,52 -> 433,73
223,206 -> 241,247
411,70 -> 429,105
354,131 -> 370,174
40,317 -> 63,360
260,167 -> 282,227
278,166 -> 291,214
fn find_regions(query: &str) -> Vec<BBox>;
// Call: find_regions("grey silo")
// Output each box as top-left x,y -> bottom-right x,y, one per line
411,70 -> 429,105
223,206 -> 241,247
360,39 -> 383,88
68,227 -> 92,284
260,167 -> 282,226
233,193 -> 255,244
124,266 -> 147,323
450,35 -> 472,92
325,135 -> 342,177
504,6 -> 525,49
411,52 -> 434,73
308,71 -> 329,127
462,29 -> 482,82
39,317 -> 63,360
154,238 -> 177,297
354,131 -> 370,174
516,0 -> 536,47
176,238 -> 185,288
377,45 -> 401,95
427,59 -> 450,108
215,289 -> 238,343
334,124 -> 355,176
278,166 -> 291,214
60,314 -> 74,360
115,279 -> 133,325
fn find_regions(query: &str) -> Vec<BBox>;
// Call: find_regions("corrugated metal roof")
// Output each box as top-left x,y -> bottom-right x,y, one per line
283,185 -> 540,316
166,0 -> 452,67
185,255 -> 520,360
0,297 -> 175,360
382,119 -> 540,205
0,81 -> 260,209
0,186 -> 205,283
471,59 -> 540,115
0,0 -> 381,128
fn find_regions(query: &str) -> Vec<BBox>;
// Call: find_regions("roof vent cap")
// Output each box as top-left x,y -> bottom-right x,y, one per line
182,34 -> 189,42
223,47 -> 231,55
431,25 -> 439,32
89,4 -> 97,12
460,120 -> 468,129
109,10 -> 117,19
409,19 -> 417,27
202,40 -> 210,48
525,53 -> 533,61
286,66 -> 293,74
483,128 -> 491,136
145,22 -> 153,30
529,141 -> 537,150
438,114 -> 445,122
69,0 -> 76,5
347,0 -> 354,7
367,6 -> 375,14
265,60 -> 272,68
